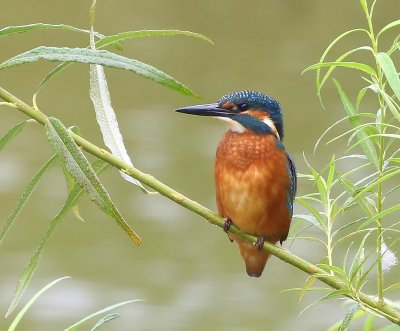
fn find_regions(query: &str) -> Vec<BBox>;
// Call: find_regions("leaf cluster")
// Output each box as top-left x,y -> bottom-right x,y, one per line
294,0 -> 400,329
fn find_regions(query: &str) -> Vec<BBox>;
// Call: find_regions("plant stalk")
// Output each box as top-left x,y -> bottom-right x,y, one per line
1,85 -> 400,324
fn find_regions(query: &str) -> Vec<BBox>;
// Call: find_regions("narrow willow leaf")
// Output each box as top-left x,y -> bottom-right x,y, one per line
96,29 -> 213,49
338,303 -> 360,331
336,171 -> 375,217
377,20 -> 400,39
89,32 -> 147,191
305,61 -> 376,76
7,277 -> 70,331
333,80 -> 379,169
65,299 -> 142,331
298,276 -> 316,303
327,309 -> 367,331
360,204 -> 400,229
314,116 -> 349,154
0,46 -> 199,97
318,264 -> 347,278
0,23 -> 105,39
349,233 -> 370,283
383,282 -> 400,294
5,160 -> 110,317
364,315 -> 376,331
317,46 -> 373,96
46,117 -> 141,245
293,214 -> 324,231
378,88 -> 400,122
309,166 -> 329,211
0,120 -> 31,152
295,197 -> 327,231
0,154 -> 58,245
63,126 -> 85,222
377,52 -> 400,101
89,313 -> 120,331
36,62 -> 71,93
326,155 -> 336,193
359,0 -> 368,13
302,28 -> 367,103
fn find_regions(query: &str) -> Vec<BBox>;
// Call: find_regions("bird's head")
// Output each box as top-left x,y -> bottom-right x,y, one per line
175,90 -> 284,140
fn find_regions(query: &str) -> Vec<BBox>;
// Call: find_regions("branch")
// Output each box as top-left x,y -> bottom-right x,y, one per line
1,85 -> 399,325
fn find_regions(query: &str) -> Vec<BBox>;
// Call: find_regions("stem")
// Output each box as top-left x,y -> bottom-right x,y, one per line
365,1 -> 385,307
1,85 -> 400,324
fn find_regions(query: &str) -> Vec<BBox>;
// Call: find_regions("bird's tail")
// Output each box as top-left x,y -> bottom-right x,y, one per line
230,234 -> 271,277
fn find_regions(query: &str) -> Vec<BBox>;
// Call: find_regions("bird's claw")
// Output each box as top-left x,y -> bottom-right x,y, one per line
255,236 -> 266,251
223,218 -> 232,233
223,218 -> 234,242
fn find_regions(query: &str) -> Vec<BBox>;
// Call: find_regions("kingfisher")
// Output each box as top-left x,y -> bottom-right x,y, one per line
175,90 -> 296,277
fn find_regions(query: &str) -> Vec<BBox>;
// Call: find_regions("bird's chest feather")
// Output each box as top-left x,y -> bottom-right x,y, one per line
215,131 -> 290,239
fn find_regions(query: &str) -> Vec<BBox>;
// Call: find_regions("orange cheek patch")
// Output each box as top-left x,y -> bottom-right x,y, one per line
221,102 -> 235,109
246,109 -> 270,120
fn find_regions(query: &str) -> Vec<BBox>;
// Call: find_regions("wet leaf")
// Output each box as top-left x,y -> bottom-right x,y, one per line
45,117 -> 141,245
0,46 -> 199,97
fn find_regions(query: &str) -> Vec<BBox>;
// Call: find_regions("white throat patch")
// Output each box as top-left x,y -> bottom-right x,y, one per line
262,117 -> 280,140
216,116 -> 280,139
216,117 -> 246,133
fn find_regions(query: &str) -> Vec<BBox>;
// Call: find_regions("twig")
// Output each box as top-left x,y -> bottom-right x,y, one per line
0,85 -> 399,325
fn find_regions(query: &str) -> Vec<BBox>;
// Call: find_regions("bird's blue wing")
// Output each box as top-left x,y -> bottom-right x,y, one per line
286,153 -> 297,217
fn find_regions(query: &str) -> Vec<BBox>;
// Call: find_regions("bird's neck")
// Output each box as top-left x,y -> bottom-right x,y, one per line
218,113 -> 280,139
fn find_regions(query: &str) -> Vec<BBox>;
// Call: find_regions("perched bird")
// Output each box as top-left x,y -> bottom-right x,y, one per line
175,90 -> 296,277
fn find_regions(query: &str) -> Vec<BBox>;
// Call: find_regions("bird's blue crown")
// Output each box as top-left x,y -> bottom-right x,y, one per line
218,90 -> 281,113
218,90 -> 284,139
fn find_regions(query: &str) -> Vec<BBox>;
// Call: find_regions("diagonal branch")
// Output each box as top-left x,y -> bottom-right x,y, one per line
0,85 -> 399,325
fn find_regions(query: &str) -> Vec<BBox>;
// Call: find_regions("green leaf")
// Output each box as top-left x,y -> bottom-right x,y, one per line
359,0 -> 368,14
96,29 -> 213,49
295,197 -> 327,231
5,160 -> 111,317
89,30 -> 148,192
0,154 -> 58,245
0,120 -> 31,152
45,117 -> 141,245
317,47 -> 373,97
65,299 -> 142,331
62,127 -> 85,222
89,314 -> 120,331
302,28 -> 368,104
298,276 -> 316,303
305,61 -> 376,77
377,19 -> 400,39
333,80 -> 379,169
377,52 -> 400,102
326,155 -> 336,193
293,214 -> 324,231
349,232 -> 370,284
364,314 -> 376,331
7,277 -> 70,331
327,307 -> 366,331
0,46 -> 199,97
309,166 -> 329,212
338,303 -> 360,331
0,23 -> 105,39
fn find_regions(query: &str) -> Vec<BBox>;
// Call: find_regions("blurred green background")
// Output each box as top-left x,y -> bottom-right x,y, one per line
0,1 -> 398,330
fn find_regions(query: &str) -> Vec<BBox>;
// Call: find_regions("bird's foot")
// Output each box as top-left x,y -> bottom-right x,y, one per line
255,236 -> 267,251
223,218 -> 234,242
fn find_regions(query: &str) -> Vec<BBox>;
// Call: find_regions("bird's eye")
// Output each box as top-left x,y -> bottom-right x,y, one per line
231,103 -> 248,112
239,103 -> 248,111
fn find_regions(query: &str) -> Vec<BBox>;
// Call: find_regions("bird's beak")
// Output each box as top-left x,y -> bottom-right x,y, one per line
175,103 -> 235,118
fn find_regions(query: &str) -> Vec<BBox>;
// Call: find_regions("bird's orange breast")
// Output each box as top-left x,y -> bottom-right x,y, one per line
215,130 -> 291,276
